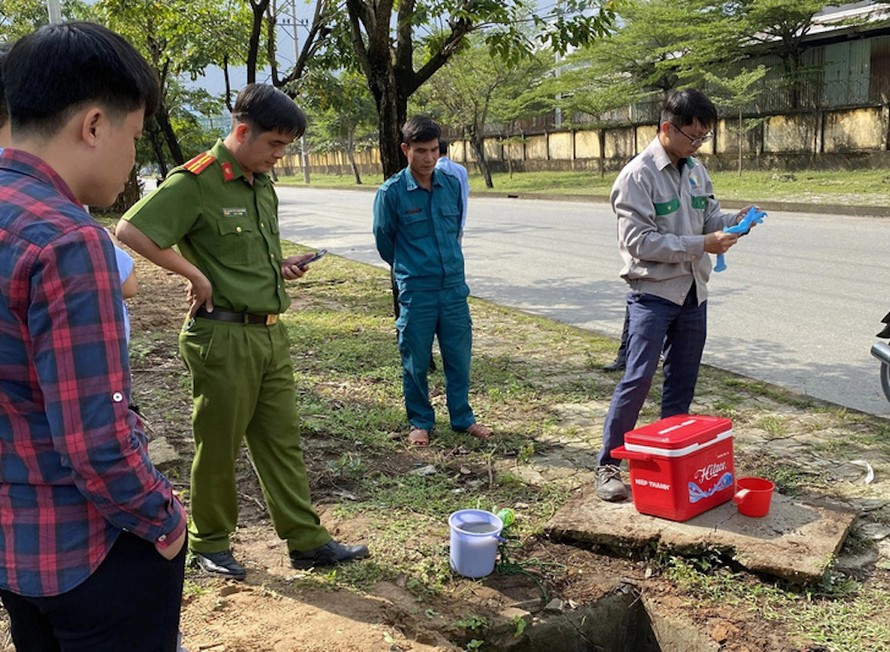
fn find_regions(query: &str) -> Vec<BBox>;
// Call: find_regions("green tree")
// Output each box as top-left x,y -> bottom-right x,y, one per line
704,66 -> 769,175
342,0 -> 616,178
553,71 -> 646,177
418,41 -> 552,188
735,0 -> 824,109
488,64 -> 557,179
95,0 -> 251,174
299,70 -> 377,184
565,0 -> 744,102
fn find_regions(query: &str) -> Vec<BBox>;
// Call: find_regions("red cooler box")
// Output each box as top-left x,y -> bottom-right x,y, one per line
611,415 -> 734,522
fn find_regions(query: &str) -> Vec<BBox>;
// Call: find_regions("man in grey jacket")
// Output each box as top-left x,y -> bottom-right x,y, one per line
596,88 -> 755,501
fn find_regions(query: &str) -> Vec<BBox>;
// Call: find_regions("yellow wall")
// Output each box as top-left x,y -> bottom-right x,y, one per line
824,107 -> 883,152
765,114 -> 815,153
504,140 -> 525,160
525,134 -> 548,160
286,107 -> 890,170
574,130 -> 601,158
635,125 -> 658,150
548,131 -> 574,160
605,128 -> 635,160
484,138 -> 501,161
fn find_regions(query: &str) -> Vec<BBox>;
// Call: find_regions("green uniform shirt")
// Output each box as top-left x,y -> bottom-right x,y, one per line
123,139 -> 290,314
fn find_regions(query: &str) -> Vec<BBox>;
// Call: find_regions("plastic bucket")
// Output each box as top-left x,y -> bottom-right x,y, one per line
448,509 -> 503,579
733,477 -> 775,517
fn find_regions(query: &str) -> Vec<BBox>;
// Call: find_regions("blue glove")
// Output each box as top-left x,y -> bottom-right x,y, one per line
714,207 -> 766,272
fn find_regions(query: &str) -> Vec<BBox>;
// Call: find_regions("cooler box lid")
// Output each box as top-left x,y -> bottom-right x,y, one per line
624,415 -> 732,456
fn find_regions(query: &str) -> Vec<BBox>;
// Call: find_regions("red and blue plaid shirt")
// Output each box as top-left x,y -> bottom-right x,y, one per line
0,148 -> 186,597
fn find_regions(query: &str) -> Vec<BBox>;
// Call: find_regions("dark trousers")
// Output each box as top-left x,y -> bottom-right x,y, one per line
599,287 -> 707,466
0,531 -> 186,652
615,307 -> 630,362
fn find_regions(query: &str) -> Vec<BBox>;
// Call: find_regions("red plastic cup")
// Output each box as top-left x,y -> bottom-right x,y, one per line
733,477 -> 775,517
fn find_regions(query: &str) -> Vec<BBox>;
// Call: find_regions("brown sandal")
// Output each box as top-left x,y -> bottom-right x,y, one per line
407,428 -> 430,447
462,423 -> 493,440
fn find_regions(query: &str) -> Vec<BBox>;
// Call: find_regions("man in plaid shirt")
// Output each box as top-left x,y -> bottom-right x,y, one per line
0,22 -> 186,651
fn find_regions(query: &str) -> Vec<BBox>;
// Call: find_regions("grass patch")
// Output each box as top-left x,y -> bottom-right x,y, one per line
663,556 -> 890,652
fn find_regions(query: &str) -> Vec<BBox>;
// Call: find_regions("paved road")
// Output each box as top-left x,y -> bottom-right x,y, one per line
275,185 -> 890,419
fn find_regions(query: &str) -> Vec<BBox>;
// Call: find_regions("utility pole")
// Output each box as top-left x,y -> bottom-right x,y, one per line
47,0 -> 62,24
278,0 -> 311,183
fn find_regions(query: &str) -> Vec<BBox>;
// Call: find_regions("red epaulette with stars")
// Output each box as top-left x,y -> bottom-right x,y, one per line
183,152 -> 215,175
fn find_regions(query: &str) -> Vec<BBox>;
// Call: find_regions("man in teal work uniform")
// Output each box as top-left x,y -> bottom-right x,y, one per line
116,83 -> 368,579
373,116 -> 492,447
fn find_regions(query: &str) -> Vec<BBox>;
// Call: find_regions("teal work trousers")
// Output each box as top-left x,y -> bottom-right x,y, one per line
179,318 -> 331,554
396,284 -> 475,431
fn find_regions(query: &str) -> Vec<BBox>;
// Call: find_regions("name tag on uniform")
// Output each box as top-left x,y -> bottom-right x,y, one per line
405,208 -> 422,215
223,208 -> 248,218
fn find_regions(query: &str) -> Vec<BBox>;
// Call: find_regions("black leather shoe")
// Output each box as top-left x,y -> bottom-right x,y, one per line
192,550 -> 246,580
602,356 -> 627,372
290,540 -> 370,570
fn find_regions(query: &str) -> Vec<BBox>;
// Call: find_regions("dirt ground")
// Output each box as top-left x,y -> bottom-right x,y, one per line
2,252 -> 888,652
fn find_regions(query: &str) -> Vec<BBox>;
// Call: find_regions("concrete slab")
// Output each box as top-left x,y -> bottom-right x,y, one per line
545,486 -> 858,583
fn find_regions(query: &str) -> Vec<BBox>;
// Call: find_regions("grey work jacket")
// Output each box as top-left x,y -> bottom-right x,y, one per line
611,137 -> 738,306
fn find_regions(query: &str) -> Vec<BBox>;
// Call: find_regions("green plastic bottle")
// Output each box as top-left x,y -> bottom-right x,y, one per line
496,508 -> 515,528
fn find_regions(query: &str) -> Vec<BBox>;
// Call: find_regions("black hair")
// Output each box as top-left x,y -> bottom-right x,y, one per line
232,83 -> 306,139
401,116 -> 440,145
1,21 -> 159,138
661,88 -> 717,130
438,138 -> 449,156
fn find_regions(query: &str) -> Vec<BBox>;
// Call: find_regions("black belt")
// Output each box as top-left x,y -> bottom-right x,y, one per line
194,307 -> 279,325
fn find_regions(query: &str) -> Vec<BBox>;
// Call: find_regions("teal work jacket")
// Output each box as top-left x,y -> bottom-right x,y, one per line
373,167 -> 466,292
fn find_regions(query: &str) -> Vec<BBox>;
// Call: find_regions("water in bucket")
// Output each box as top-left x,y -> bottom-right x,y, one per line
449,509 -> 503,579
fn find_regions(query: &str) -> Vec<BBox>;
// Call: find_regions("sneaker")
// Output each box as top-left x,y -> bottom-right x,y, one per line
595,465 -> 629,502
192,550 -> 247,580
289,540 -> 370,570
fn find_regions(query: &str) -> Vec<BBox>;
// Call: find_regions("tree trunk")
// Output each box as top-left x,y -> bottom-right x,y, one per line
471,137 -> 493,189
347,129 -> 362,185
737,110 -> 743,177
371,80 -> 407,179
599,129 -> 606,179
222,54 -> 234,112
147,122 -> 169,179
106,167 -> 143,214
246,0 -> 270,85
154,102 -> 185,166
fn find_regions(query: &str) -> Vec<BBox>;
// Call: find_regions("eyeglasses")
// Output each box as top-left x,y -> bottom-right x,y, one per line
671,124 -> 713,147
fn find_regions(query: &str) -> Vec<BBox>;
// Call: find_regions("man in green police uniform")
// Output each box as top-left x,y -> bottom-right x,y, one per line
116,83 -> 368,579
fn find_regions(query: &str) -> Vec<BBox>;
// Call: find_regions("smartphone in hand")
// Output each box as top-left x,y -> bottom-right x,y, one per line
299,249 -> 328,268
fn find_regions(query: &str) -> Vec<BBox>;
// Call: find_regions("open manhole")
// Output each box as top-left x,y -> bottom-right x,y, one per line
490,589 -> 719,652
